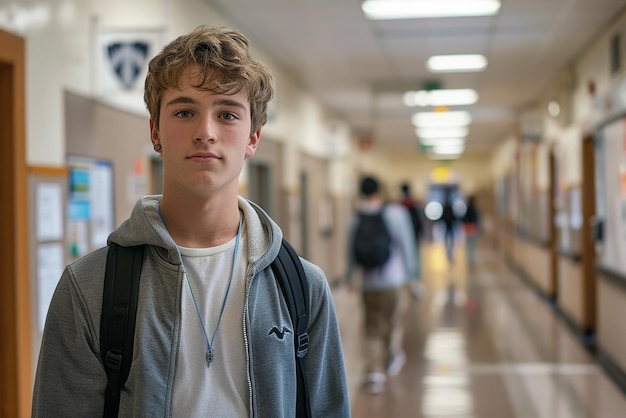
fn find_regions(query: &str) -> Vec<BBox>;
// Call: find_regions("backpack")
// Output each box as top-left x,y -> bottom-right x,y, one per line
100,239 -> 311,418
353,206 -> 392,270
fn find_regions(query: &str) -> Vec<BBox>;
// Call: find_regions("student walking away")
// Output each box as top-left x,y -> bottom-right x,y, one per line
400,183 -> 423,241
463,195 -> 480,267
441,199 -> 458,264
346,176 -> 417,395
32,26 -> 350,418
399,182 -> 424,298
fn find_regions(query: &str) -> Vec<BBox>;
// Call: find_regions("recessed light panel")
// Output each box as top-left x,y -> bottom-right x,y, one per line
417,127 -> 469,139
404,89 -> 478,107
432,143 -> 465,155
419,137 -> 466,147
411,111 -> 472,127
427,55 -> 488,73
362,0 -> 501,20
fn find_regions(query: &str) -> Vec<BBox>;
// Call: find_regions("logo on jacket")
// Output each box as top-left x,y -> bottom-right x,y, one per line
268,326 -> 291,340
106,41 -> 149,89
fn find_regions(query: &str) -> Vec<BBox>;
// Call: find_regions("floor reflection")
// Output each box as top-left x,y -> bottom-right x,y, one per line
350,238 -> 626,417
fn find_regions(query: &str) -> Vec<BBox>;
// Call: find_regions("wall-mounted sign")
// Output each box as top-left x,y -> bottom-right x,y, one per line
95,26 -> 164,100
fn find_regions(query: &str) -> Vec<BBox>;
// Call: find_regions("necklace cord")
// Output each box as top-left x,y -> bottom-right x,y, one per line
158,205 -> 243,360
208,215 -> 242,352
186,214 -> 243,356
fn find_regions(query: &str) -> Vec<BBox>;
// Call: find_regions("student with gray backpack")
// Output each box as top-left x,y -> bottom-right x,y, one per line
32,26 -> 350,418
346,176 -> 417,395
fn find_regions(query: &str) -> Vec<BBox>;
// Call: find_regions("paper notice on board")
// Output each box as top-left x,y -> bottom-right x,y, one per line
90,163 -> 115,248
37,243 -> 65,331
36,182 -> 64,241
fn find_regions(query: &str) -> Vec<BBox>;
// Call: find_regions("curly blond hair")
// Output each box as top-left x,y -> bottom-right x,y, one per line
144,26 -> 274,134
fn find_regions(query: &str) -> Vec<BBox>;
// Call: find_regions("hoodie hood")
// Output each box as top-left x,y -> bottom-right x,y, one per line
108,195 -> 283,270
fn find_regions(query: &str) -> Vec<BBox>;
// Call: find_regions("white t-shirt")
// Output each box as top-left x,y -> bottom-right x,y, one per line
172,227 -> 249,417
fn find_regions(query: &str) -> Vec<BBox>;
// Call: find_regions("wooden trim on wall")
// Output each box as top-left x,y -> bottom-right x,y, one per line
0,28 -> 30,418
548,148 -> 559,300
556,249 -> 582,262
28,165 -> 68,177
596,264 -> 626,290
581,136 -> 597,333
516,230 -> 550,249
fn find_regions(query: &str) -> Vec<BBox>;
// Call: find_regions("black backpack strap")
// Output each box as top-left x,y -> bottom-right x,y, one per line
100,244 -> 145,418
271,239 -> 311,418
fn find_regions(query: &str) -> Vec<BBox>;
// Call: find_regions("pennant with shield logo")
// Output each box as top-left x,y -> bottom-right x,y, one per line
106,41 -> 149,90
95,27 -> 163,100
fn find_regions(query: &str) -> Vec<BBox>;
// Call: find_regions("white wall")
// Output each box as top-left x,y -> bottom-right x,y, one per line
491,9 -> 626,189
0,0 -> 352,177
574,12 -> 626,131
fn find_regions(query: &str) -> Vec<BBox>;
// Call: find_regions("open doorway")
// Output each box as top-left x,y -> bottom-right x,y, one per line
248,160 -> 273,215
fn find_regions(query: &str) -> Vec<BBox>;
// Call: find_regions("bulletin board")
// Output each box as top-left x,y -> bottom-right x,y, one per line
66,155 -> 115,260
28,166 -> 69,370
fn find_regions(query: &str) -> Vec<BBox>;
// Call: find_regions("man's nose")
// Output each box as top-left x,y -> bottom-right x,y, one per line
193,114 -> 217,142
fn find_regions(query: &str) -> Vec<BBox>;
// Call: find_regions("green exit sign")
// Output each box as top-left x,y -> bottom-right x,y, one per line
422,80 -> 442,91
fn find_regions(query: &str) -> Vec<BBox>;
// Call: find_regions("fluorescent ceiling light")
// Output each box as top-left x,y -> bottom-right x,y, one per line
432,143 -> 465,154
411,111 -> 472,128
362,0 -> 501,20
427,54 -> 488,72
417,126 -> 469,139
404,89 -> 478,107
419,137 -> 466,147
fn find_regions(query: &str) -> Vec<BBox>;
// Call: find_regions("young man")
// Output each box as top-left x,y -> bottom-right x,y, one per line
463,195 -> 480,266
32,26 -> 350,417
441,198 -> 458,265
346,176 -> 416,395
399,182 -> 424,298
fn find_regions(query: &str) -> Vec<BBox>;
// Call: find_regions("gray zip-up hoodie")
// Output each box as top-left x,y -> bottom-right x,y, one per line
32,195 -> 351,417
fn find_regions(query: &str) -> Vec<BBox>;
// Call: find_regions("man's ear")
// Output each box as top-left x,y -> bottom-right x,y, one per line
150,119 -> 160,146
245,128 -> 262,159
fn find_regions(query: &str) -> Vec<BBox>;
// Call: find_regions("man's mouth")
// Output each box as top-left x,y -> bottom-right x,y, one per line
187,152 -> 220,161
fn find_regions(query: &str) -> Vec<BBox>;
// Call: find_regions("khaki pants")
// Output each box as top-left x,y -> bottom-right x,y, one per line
362,286 -> 408,375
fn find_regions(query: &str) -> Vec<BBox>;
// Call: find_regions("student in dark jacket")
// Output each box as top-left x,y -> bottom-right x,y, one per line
400,182 -> 424,298
441,199 -> 457,264
463,195 -> 480,266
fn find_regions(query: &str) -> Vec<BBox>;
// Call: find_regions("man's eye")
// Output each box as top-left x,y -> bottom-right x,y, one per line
221,112 -> 237,121
175,110 -> 192,118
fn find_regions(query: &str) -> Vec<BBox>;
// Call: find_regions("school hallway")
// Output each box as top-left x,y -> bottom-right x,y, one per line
334,233 -> 626,418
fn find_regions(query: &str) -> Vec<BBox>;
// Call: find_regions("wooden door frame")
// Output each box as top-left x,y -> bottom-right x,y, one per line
581,135 -> 597,335
0,28 -> 31,418
548,147 -> 559,301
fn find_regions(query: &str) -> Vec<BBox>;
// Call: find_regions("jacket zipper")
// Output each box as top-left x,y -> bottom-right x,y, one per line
244,269 -> 255,418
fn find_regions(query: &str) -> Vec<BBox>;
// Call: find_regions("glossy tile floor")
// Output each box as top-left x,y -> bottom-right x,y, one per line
340,237 -> 626,418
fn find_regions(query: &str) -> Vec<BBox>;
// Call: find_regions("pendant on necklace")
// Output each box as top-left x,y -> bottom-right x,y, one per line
206,350 -> 214,368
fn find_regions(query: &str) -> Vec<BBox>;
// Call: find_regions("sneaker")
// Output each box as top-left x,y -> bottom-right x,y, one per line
364,372 -> 386,395
386,351 -> 406,376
